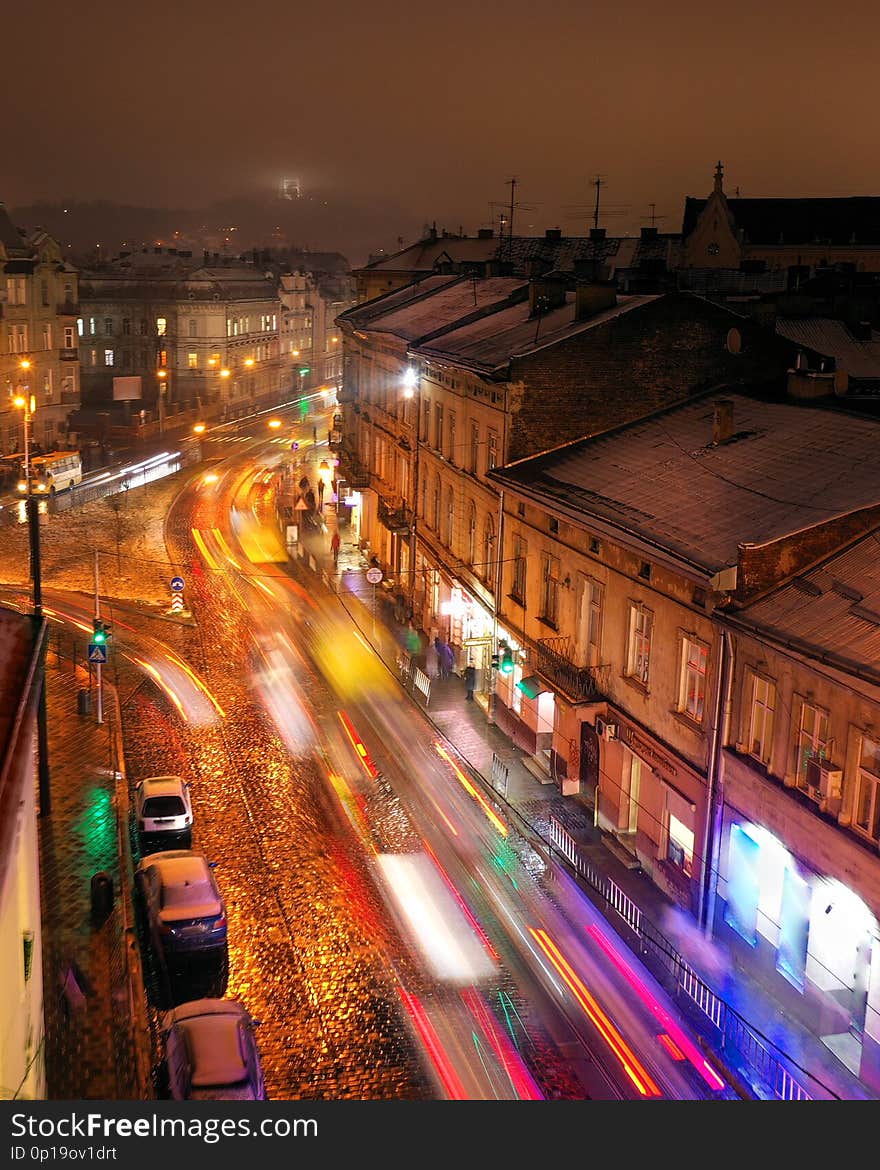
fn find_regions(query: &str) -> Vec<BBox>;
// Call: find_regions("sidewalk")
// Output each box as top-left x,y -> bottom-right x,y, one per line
294,494 -> 877,1102
38,654 -> 151,1100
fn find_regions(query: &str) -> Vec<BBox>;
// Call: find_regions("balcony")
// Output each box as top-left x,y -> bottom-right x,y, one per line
60,391 -> 79,405
56,302 -> 80,316
342,456 -> 371,490
536,637 -> 609,703
377,494 -> 411,536
59,347 -> 78,361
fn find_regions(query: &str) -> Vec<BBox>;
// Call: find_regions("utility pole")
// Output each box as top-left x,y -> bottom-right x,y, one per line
591,174 -> 605,230
94,550 -> 104,725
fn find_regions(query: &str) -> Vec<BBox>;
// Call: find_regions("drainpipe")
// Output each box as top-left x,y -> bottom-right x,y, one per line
488,488 -> 505,725
699,627 -> 734,939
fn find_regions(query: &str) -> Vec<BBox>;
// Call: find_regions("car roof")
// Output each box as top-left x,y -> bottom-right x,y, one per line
137,775 -> 187,795
178,1011 -> 250,1087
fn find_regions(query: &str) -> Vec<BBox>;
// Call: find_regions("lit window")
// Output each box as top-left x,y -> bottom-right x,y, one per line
678,637 -> 708,723
187,352 -> 198,369
104,349 -> 114,366
796,702 -> 829,785
667,814 -> 694,876
156,317 -> 167,336
854,736 -> 880,844
748,675 -> 776,765
626,603 -> 653,686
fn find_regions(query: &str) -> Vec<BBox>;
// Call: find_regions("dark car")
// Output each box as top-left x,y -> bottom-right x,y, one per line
161,998 -> 267,1100
135,850 -> 227,960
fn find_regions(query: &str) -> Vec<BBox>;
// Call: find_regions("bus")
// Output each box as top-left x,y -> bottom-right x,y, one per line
16,451 -> 83,495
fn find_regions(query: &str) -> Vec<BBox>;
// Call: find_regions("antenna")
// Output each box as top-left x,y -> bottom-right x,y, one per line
640,203 -> 667,229
591,174 -> 605,230
490,179 -> 538,258
562,175 -> 629,234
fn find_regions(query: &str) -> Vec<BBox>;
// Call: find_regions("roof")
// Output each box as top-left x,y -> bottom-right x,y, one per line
491,393 -> 880,573
775,318 -> 880,379
181,1012 -> 248,1087
735,529 -> 880,687
682,196 -> 880,245
356,234 -> 499,274
414,292 -> 658,375
0,202 -> 26,253
344,276 -> 527,344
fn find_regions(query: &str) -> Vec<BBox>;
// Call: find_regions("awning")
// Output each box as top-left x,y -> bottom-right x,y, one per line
517,674 -> 551,700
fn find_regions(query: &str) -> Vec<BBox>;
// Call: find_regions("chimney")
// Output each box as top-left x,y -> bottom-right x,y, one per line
589,227 -> 606,242
640,226 -> 658,240
713,399 -> 735,444
477,228 -> 494,239
528,276 -> 568,316
574,281 -> 617,321
545,228 -> 562,241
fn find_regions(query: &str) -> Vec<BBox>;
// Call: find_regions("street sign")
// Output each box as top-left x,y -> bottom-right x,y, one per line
88,643 -> 108,664
170,576 -> 185,591
366,566 -> 383,585
170,595 -> 184,612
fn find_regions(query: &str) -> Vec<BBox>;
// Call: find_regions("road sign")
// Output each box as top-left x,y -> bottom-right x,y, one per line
88,643 -> 108,664
170,576 -> 185,591
366,566 -> 383,585
170,596 -> 184,612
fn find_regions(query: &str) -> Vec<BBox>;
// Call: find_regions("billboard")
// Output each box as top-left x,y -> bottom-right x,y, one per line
112,376 -> 142,401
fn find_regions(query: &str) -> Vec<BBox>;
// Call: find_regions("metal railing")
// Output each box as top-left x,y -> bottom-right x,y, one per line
536,637 -> 609,703
548,816 -> 816,1100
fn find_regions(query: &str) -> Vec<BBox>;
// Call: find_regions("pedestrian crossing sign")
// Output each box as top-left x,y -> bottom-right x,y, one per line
88,643 -> 108,664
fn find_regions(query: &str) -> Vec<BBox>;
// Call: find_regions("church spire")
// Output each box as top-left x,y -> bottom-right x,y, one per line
713,160 -> 724,194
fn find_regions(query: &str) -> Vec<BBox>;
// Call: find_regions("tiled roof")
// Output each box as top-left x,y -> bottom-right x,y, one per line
735,530 -> 880,689
414,292 -> 657,374
491,393 -> 880,573
682,196 -> 880,245
338,275 -> 526,342
775,318 -> 880,379
0,202 -> 29,255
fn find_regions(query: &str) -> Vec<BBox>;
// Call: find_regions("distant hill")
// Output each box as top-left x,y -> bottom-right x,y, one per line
10,190 -> 426,269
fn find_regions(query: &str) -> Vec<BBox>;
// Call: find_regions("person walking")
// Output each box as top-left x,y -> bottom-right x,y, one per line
330,530 -> 340,566
464,662 -> 476,701
434,636 -> 448,679
317,479 -> 325,509
441,640 -> 455,679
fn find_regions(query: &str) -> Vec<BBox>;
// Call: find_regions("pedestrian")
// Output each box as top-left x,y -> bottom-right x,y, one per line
464,663 -> 476,701
425,641 -> 439,680
434,636 -> 448,679
441,641 -> 455,678
330,530 -> 340,566
317,479 -> 325,508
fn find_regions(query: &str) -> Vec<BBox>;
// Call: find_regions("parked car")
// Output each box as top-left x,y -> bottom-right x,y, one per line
161,998 -> 267,1100
134,775 -> 193,845
135,850 -> 227,960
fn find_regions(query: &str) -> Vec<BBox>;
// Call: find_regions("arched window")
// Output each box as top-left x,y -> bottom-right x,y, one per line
432,475 -> 441,531
466,501 -> 477,565
483,516 -> 495,584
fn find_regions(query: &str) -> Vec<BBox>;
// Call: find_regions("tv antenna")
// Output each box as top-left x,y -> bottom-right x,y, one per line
490,176 -> 538,256
641,203 -> 667,229
562,174 -> 630,233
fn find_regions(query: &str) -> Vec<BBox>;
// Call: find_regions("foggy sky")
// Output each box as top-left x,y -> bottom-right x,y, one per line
4,0 -> 878,243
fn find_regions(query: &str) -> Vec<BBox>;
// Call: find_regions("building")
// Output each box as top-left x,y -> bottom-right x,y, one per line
488,392 -> 880,1091
1,203 -> 80,459
336,270 -> 795,707
0,605 -> 48,1100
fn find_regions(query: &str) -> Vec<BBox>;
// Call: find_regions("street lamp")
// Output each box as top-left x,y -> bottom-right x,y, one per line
14,363 -> 51,814
156,369 -> 168,435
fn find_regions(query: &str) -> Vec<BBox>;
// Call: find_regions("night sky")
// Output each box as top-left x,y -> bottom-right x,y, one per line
4,0 -> 877,248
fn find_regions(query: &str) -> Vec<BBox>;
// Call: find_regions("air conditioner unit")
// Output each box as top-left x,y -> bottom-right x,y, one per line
596,717 -> 618,742
804,757 -> 843,802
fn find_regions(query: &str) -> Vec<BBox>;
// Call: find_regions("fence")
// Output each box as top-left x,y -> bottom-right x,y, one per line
548,816 -> 815,1100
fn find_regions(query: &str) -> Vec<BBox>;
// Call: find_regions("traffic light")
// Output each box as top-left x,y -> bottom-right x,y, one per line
491,651 -> 500,670
92,619 -> 111,645
500,644 -> 514,675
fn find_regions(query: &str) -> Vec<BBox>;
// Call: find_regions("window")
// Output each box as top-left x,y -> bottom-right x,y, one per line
139,320 -> 148,335
158,350 -> 167,367
748,675 -> 776,765
447,411 -> 456,464
577,576 -> 604,666
854,736 -> 880,844
9,324 -> 28,352
187,352 -> 198,369
549,517 -> 559,534
122,318 -> 131,335
432,477 -> 441,531
40,280 -> 49,307
64,325 -> 75,348
90,349 -> 98,366
678,637 -> 708,723
6,277 -> 26,305
188,318 -> 197,337
42,323 -> 52,350
626,603 -> 653,686
796,702 -> 829,785
589,536 -> 602,555
470,423 -> 479,473
667,814 -> 694,877
77,318 -> 84,338
156,317 -> 167,336
487,429 -> 498,470
89,317 -> 96,336
104,317 -> 113,335
434,403 -> 443,451
444,486 -> 455,546
104,349 -> 114,366
466,502 -> 477,565
540,553 -> 559,625
512,536 -> 527,604
638,561 -> 652,581
517,502 -> 525,517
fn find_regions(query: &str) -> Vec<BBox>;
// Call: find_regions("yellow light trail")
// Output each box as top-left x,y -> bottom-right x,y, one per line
191,528 -> 220,570
433,743 -> 508,837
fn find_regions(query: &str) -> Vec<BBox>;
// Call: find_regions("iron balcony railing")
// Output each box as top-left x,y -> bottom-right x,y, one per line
536,636 -> 609,703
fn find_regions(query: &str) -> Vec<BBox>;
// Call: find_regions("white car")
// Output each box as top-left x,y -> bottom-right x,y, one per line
162,998 -> 267,1100
134,775 -> 193,844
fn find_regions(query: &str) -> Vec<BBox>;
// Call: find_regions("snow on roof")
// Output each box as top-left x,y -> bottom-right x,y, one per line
341,275 -> 525,342
775,318 -> 880,380
182,1013 -> 248,1088
415,292 -> 658,373
492,394 -> 880,573
734,530 -> 880,688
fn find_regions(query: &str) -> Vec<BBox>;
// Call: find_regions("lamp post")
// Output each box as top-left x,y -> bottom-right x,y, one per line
156,369 -> 168,435
14,363 -> 51,815
403,365 -> 419,618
